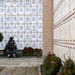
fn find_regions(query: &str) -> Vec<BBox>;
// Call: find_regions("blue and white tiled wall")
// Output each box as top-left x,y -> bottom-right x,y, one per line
0,0 -> 42,50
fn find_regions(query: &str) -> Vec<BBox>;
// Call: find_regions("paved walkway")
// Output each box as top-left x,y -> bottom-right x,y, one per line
0,57 -> 43,67
0,67 -> 40,75
0,57 -> 43,75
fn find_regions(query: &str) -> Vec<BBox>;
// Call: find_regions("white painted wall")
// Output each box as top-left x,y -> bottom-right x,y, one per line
53,0 -> 75,62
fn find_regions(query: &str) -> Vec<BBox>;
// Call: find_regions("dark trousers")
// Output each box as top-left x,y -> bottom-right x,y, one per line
6,49 -> 17,55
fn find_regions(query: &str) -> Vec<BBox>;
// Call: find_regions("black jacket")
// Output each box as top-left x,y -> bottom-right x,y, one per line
6,40 -> 17,51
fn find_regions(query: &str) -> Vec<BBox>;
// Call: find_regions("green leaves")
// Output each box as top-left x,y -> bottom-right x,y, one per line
22,47 -> 42,56
0,32 -> 3,42
62,57 -> 75,75
42,52 -> 61,75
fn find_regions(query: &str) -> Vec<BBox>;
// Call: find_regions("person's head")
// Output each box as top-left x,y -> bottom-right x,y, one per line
10,37 -> 14,41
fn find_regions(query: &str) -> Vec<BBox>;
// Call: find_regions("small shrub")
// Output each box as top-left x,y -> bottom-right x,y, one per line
22,47 -> 34,56
42,52 -> 61,75
22,47 -> 42,56
58,57 -> 75,75
34,48 -> 42,56
0,33 -> 3,42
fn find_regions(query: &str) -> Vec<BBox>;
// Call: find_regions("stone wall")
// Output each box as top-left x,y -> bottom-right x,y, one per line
53,0 -> 75,61
43,0 -> 53,56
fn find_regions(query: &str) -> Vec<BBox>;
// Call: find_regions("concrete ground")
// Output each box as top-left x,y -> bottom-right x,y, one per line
0,57 -> 43,67
0,57 -> 43,75
0,67 -> 40,75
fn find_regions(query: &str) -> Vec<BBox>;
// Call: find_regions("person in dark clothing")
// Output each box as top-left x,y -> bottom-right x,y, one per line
6,37 -> 17,58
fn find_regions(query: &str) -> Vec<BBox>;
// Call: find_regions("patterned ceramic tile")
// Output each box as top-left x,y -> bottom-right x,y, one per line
0,0 -> 42,49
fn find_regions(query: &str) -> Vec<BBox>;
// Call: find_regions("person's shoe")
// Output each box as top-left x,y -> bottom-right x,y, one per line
7,54 -> 10,58
13,54 -> 15,58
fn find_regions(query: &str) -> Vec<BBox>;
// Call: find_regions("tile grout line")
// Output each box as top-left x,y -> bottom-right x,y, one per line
10,67 -> 17,75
